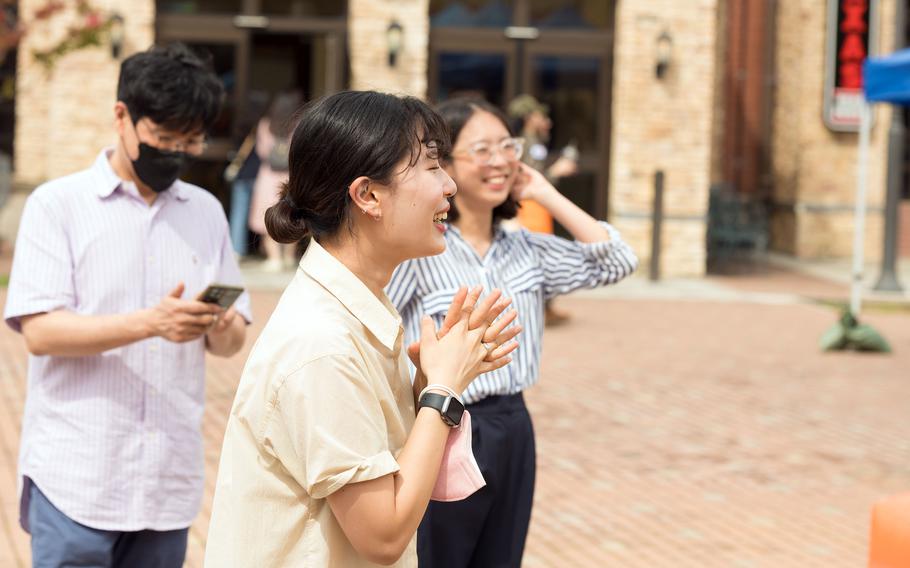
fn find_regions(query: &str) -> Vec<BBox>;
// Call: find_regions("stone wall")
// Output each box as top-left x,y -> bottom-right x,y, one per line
14,0 -> 154,188
770,0 -> 895,259
348,0 -> 429,98
609,0 -> 721,277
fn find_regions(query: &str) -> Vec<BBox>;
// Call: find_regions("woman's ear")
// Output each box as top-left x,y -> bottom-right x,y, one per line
348,176 -> 382,221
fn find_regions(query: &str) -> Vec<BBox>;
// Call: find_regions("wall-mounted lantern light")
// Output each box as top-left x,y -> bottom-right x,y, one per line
387,20 -> 403,67
110,13 -> 125,59
655,29 -> 672,79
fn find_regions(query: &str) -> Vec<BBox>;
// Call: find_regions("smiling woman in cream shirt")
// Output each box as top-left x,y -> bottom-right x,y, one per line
204,91 -> 521,567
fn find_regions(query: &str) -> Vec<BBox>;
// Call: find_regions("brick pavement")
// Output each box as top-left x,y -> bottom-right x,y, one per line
1,279 -> 909,567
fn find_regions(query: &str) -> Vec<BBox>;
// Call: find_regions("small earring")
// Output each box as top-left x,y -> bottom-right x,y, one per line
361,209 -> 366,215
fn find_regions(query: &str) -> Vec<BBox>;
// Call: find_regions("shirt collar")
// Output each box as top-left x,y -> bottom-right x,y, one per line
92,148 -> 188,201
300,240 -> 403,351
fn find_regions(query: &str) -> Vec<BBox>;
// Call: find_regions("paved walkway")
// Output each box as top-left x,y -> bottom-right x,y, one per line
1,266 -> 909,566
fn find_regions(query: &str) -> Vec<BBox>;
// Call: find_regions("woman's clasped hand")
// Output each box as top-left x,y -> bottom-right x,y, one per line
407,286 -> 522,404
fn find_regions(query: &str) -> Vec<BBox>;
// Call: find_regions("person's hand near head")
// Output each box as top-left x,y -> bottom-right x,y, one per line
510,162 -> 559,203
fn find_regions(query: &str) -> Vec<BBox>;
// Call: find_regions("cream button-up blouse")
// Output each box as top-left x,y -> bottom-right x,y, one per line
205,240 -> 416,567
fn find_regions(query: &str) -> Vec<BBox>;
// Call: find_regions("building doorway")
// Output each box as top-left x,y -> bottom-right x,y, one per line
427,0 -> 615,224
155,1 -> 347,214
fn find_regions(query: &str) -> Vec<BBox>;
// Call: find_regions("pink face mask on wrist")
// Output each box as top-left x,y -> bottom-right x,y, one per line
431,410 -> 486,502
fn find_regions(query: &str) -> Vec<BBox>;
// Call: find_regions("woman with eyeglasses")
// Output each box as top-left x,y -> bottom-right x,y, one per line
386,98 -> 639,567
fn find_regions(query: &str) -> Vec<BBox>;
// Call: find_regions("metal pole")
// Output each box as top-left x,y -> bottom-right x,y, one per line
873,0 -> 906,292
851,103 -> 872,317
650,170 -> 664,282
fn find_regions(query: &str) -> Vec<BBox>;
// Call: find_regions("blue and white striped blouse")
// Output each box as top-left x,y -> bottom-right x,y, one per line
386,222 -> 638,404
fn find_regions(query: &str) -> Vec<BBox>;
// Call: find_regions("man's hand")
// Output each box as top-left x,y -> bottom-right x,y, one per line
204,304 -> 247,357
206,307 -> 237,337
147,282 -> 220,343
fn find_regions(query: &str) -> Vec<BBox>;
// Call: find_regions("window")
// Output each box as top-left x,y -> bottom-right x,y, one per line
430,0 -> 514,28
157,0 -> 242,14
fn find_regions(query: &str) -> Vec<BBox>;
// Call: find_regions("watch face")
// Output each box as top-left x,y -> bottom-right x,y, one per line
419,391 -> 465,427
442,397 -> 465,427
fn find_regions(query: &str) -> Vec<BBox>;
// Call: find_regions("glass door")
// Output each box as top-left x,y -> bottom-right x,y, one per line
523,36 -> 612,224
428,41 -> 516,106
155,17 -> 249,210
155,5 -> 346,210
428,0 -> 614,220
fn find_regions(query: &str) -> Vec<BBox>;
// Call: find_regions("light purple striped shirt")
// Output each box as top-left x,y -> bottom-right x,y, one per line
4,149 -> 252,532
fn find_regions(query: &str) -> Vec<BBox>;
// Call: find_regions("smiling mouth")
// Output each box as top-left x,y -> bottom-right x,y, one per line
433,211 -> 448,223
485,174 -> 507,184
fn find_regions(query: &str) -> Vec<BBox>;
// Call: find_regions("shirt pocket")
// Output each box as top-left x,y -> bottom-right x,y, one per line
503,266 -> 545,297
500,266 -> 547,323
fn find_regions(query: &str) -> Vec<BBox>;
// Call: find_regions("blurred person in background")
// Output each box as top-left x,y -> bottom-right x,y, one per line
249,90 -> 302,271
508,94 -> 579,326
224,115 -> 261,259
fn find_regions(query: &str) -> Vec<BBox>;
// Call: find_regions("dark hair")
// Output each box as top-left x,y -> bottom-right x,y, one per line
267,90 -> 303,139
117,43 -> 224,134
435,98 -> 520,224
265,91 -> 450,248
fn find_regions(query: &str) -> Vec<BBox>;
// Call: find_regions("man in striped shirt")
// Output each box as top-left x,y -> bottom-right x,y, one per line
3,44 -> 251,567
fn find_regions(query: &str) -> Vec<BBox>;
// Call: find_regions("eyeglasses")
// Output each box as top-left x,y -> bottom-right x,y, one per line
453,137 -> 525,165
139,120 -> 208,155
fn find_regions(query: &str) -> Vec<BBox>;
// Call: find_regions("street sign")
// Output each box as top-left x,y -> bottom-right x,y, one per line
824,0 -> 879,131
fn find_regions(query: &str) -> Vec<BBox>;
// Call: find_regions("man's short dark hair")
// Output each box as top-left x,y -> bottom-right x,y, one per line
117,43 -> 224,134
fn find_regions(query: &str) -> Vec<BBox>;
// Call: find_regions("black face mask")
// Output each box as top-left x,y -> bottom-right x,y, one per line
131,142 -> 188,194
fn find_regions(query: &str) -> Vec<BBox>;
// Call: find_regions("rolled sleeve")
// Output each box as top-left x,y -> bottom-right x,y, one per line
271,354 -> 401,500
525,221 -> 639,299
4,193 -> 75,332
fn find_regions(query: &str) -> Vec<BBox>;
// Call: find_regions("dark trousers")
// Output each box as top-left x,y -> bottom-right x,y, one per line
418,393 -> 536,568
27,482 -> 188,568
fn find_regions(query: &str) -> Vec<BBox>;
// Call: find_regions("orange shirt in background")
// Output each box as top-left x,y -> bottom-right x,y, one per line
517,198 -> 554,234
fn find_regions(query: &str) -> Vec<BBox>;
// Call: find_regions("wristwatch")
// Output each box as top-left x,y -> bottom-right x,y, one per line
418,391 -> 465,427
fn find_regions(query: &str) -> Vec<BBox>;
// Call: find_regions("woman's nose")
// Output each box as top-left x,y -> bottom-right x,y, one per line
488,149 -> 508,167
444,171 -> 457,197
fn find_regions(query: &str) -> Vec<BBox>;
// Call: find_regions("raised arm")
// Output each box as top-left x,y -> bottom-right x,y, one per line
513,162 -> 608,243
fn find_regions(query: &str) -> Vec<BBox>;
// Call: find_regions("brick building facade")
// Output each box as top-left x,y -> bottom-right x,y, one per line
9,0 -> 905,276
770,0 -> 898,260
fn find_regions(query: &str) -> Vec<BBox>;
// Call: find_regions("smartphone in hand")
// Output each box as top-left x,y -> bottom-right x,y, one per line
196,284 -> 244,310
